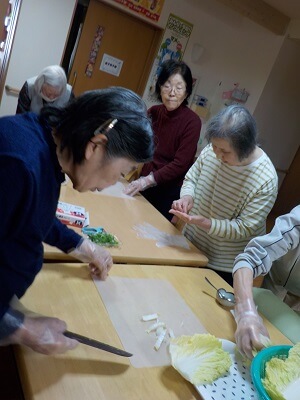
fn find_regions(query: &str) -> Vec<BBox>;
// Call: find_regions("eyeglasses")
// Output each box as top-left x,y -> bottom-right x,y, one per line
161,83 -> 186,95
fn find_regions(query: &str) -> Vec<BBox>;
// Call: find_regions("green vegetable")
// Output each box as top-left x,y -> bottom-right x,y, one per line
169,333 -> 232,385
262,343 -> 300,400
88,231 -> 119,247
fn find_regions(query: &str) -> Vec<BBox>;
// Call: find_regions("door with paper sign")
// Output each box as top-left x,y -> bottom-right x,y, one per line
68,0 -> 162,96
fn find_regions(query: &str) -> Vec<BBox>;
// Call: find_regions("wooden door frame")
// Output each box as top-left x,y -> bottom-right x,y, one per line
64,0 -> 163,96
96,0 -> 163,95
135,25 -> 162,95
0,0 -> 22,103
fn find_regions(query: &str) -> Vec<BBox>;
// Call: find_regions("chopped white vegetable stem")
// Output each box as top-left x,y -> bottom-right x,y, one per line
156,326 -> 165,337
154,329 -> 167,351
141,313 -> 159,322
168,328 -> 175,338
146,321 -> 166,333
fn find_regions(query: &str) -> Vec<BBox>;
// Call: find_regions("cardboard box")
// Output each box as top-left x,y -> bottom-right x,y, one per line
56,201 -> 86,228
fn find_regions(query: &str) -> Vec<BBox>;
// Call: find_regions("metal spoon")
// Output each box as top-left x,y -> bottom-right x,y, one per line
205,277 -> 235,308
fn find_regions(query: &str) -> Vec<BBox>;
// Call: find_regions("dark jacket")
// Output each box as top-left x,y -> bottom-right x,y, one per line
0,113 -> 81,318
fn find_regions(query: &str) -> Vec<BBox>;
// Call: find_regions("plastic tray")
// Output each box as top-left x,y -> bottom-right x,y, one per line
195,339 -> 258,400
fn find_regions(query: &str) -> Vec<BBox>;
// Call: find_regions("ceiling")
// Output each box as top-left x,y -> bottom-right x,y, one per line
263,0 -> 300,19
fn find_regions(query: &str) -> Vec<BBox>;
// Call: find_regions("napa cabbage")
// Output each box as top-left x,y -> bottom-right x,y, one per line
262,343 -> 300,400
169,333 -> 232,385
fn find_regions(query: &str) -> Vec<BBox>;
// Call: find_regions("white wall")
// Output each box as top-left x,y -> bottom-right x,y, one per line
287,19 -> 300,38
1,0 -> 286,120
1,0 -> 298,180
253,37 -> 300,185
128,0 -> 286,149
141,0 -> 285,115
101,0 -> 285,116
0,0 -> 76,117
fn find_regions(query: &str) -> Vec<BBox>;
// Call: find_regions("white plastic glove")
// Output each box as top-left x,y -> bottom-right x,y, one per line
234,299 -> 271,359
171,195 -> 194,214
69,238 -> 112,280
0,308 -> 78,355
233,268 -> 271,359
124,172 -> 156,196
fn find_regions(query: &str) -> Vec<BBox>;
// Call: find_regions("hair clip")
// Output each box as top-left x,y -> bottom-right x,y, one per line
94,118 -> 118,136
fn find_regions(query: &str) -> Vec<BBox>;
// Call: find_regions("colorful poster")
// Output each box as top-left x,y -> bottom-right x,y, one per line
144,14 -> 193,107
85,25 -> 105,78
113,0 -> 164,22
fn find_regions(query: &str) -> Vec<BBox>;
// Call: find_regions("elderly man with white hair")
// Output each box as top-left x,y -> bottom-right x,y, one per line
16,65 -> 74,114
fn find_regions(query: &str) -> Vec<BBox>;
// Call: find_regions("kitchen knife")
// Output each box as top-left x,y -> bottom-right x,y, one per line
64,330 -> 133,357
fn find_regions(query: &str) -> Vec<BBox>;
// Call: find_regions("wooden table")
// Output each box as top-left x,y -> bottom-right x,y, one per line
15,263 -> 291,400
44,183 -> 208,267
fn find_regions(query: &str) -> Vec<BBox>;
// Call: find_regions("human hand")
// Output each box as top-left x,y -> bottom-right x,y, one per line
3,314 -> 78,355
171,196 -> 194,214
169,209 -> 211,231
124,173 -> 156,196
234,309 -> 270,359
69,238 -> 113,280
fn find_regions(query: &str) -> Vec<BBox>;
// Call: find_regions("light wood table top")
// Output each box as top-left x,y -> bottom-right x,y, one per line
15,263 -> 291,400
44,183 -> 208,267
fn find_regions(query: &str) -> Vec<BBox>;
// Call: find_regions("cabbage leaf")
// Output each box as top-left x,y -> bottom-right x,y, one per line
262,343 -> 300,400
169,333 -> 232,385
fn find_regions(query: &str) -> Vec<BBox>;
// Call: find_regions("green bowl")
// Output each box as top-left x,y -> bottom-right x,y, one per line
251,345 -> 292,400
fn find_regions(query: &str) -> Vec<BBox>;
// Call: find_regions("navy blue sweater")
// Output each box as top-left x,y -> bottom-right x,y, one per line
0,113 -> 81,318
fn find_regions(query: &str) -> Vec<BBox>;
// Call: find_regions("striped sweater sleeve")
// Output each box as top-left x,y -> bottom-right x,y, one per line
233,205 -> 300,278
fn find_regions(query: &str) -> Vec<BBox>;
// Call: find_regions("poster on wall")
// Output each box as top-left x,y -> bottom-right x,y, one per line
85,25 -> 105,78
143,13 -> 193,108
112,0 -> 165,22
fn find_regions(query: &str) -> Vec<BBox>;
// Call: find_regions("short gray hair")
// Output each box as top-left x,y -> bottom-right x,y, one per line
34,65 -> 67,96
205,105 -> 258,161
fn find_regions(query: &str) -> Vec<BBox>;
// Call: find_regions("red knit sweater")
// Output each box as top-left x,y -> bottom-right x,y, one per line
142,104 -> 201,187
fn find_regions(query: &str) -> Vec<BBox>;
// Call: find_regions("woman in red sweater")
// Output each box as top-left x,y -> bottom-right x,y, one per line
124,60 -> 201,220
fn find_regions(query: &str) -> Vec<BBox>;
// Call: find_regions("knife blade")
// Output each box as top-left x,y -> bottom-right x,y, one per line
64,330 -> 133,357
